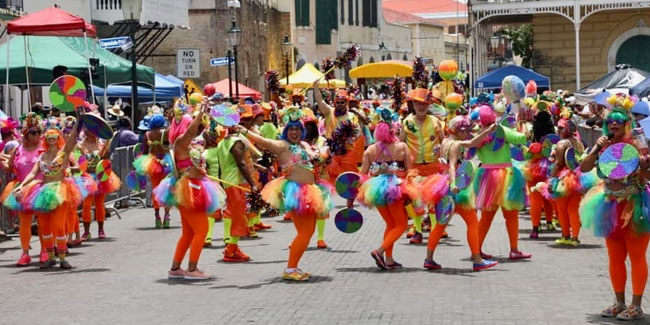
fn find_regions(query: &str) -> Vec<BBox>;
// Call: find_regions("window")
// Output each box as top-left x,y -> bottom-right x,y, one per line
316,0 -> 338,44
362,0 -> 370,26
355,0 -> 359,25
348,0 -> 354,25
448,25 -> 456,34
370,0 -> 377,28
459,24 -> 466,36
341,0 -> 345,24
295,0 -> 309,27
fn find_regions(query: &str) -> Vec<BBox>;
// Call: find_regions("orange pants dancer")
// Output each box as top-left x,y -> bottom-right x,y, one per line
151,173 -> 164,210
428,208 -> 480,255
478,209 -> 520,250
223,186 -> 249,238
375,199 -> 409,259
37,205 -> 68,254
606,226 -> 650,296
82,193 -> 106,223
172,206 -> 208,264
528,185 -> 554,227
555,193 -> 582,239
66,204 -> 79,235
287,211 -> 317,268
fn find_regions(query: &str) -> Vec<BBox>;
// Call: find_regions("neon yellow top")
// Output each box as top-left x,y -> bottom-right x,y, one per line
216,137 -> 244,188
204,147 -> 220,178
402,114 -> 444,164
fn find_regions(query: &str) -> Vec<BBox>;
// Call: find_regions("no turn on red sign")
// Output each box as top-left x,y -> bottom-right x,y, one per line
177,48 -> 200,78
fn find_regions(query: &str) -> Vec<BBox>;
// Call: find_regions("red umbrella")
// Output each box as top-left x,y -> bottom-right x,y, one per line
7,7 -> 96,37
211,79 -> 262,100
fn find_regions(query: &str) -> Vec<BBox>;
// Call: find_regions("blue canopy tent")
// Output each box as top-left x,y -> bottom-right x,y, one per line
93,73 -> 183,101
474,65 -> 550,90
630,76 -> 650,98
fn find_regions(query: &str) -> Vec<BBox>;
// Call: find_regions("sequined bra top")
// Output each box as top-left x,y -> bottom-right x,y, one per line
369,144 -> 406,176
146,130 -> 168,149
40,153 -> 65,177
281,143 -> 315,173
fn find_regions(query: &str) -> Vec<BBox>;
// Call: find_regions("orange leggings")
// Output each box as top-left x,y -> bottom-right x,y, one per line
428,207 -> 479,255
37,205 -> 68,253
478,208 -> 520,250
19,212 -> 41,252
376,199 -> 409,258
287,211 -> 317,268
82,193 -> 106,223
223,186 -> 250,238
555,193 -> 582,238
528,188 -> 554,227
326,150 -> 359,180
151,173 -> 163,210
172,206 -> 208,264
66,204 -> 79,234
606,227 -> 650,295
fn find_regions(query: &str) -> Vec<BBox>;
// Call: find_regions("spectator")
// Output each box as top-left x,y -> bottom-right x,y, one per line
111,117 -> 139,151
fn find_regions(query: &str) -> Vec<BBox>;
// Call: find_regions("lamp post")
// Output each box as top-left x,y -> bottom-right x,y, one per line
281,34 -> 292,85
122,0 -> 142,129
227,1 -> 241,101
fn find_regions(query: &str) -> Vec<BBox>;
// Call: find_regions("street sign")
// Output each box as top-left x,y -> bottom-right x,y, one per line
177,48 -> 200,78
210,57 -> 235,67
183,79 -> 203,98
99,36 -> 132,50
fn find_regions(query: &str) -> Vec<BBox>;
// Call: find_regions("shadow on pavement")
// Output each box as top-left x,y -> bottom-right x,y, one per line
336,266 -> 422,273
584,313 -> 637,324
11,267 -> 111,275
155,278 -> 217,286
520,236 -> 559,242
547,243 -> 603,249
246,260 -> 286,265
133,226 -> 181,231
305,247 -> 358,253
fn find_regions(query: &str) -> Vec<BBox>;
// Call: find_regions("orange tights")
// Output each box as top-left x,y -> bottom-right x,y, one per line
66,204 -> 79,234
376,199 -> 408,259
287,211 -> 317,268
529,188 -> 554,227
555,193 -> 582,238
172,206 -> 208,264
478,208 -> 520,250
82,193 -> 106,223
37,205 -> 68,253
19,212 -> 35,252
606,227 -> 650,295
428,208 -> 479,255
224,186 -> 249,238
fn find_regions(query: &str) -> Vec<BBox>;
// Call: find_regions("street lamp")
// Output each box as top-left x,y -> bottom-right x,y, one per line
490,35 -> 499,55
122,0 -> 142,129
227,3 -> 241,101
281,34 -> 292,85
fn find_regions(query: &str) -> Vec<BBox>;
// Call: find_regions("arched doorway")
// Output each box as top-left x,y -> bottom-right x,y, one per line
615,35 -> 650,72
369,56 -> 375,63
386,53 -> 392,60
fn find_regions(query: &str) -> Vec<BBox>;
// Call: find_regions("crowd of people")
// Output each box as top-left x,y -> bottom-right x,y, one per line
1,59 -> 650,320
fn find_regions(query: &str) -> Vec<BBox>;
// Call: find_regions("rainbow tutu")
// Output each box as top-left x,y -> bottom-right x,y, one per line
580,183 -> 650,237
538,168 -> 599,200
153,175 -> 225,213
261,176 -> 332,217
21,178 -> 84,212
523,157 -> 552,185
473,166 -> 526,211
357,174 -> 420,207
91,172 -> 121,194
133,153 -> 172,181
2,180 -> 23,211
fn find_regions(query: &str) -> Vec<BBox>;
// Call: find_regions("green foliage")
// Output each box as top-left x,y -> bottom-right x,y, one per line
502,25 -> 533,68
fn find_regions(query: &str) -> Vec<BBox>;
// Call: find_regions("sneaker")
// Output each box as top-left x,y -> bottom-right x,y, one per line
184,269 -> 212,280
282,269 -> 310,281
529,230 -> 539,239
441,231 -> 449,239
16,253 -> 31,266
248,228 -> 259,238
545,223 -> 556,231
81,232 -> 91,241
39,251 -> 49,263
39,259 -> 57,269
371,250 -> 387,270
409,232 -> 423,244
555,237 -> 569,245
163,219 -> 170,229
98,230 -> 106,239
317,240 -> 328,249
601,301 -> 626,317
616,304 -> 644,321
423,259 -> 442,269
223,246 -> 250,262
254,222 -> 272,230
60,260 -> 72,270
155,219 -> 162,229
67,239 -> 82,248
386,261 -> 403,269
473,259 -> 498,272
568,238 -> 580,247
480,251 -> 493,260
509,250 -> 532,260
168,268 -> 186,279
283,214 -> 292,221
406,228 -> 415,238
204,240 -> 212,248
552,219 -> 560,229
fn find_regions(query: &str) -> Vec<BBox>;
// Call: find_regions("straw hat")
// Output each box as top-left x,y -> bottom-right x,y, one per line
107,103 -> 125,117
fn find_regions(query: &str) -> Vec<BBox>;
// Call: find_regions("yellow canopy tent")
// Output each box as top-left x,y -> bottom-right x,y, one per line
349,60 -> 412,79
280,63 -> 346,89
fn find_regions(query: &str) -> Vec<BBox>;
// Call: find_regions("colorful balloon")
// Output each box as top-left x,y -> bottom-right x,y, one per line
526,80 -> 537,97
438,60 -> 458,81
502,75 -> 526,103
444,92 -> 463,110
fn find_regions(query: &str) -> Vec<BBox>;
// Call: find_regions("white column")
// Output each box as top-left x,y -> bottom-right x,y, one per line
574,23 -> 581,91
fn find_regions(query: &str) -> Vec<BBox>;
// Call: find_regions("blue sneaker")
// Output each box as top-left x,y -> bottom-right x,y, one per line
473,259 -> 498,272
423,259 -> 441,270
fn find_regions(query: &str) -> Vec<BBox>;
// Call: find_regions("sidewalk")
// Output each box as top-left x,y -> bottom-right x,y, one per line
0,197 -> 645,324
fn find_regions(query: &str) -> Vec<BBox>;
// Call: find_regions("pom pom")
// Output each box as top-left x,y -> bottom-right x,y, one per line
247,191 -> 271,214
265,70 -> 280,94
326,120 -> 359,155
412,57 -> 429,88
334,44 -> 360,69
391,77 -> 405,111
479,105 -> 496,126
320,57 -> 335,81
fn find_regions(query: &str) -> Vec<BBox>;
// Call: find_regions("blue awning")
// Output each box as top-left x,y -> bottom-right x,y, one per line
474,65 -> 550,89
93,73 -> 183,100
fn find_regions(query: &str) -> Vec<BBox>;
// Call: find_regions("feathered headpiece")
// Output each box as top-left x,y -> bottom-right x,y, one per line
20,112 -> 42,132
265,70 -> 280,94
603,93 -> 636,137
412,57 -> 429,89
0,116 -> 19,135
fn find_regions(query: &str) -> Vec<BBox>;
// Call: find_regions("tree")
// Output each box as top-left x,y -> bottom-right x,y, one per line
502,24 -> 533,68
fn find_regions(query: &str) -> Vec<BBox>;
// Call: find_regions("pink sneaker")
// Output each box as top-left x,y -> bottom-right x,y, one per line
98,230 -> 106,239
167,268 -> 186,279
39,251 -> 49,263
184,269 -> 212,280
509,250 -> 532,260
16,253 -> 31,266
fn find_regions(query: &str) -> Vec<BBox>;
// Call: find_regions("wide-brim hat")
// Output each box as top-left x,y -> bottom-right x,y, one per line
407,88 -> 433,104
107,104 -> 125,117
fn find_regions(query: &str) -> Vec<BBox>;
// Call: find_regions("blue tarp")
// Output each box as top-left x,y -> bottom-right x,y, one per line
93,73 -> 183,100
630,76 -> 650,98
474,65 -> 550,89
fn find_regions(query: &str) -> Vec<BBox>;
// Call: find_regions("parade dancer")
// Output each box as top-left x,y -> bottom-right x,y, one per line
580,94 -> 650,320
202,120 -> 224,247
421,116 -> 498,271
303,112 -> 329,249
133,114 -> 172,228
473,105 -> 531,260
155,99 -> 226,280
237,113 -> 332,281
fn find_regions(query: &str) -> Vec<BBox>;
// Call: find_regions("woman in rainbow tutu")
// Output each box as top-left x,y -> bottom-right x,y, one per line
235,111 -> 331,281
579,94 -> 650,320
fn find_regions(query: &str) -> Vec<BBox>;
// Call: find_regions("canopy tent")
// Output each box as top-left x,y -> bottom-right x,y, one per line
349,60 -> 412,79
7,7 -> 96,37
575,65 -> 649,105
474,65 -> 550,89
0,36 -> 155,87
279,63 -> 346,88
627,75 -> 650,98
92,73 -> 183,101
210,79 -> 262,100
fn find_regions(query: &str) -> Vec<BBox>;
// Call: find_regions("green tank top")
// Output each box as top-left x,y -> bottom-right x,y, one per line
216,137 -> 244,188
477,126 -> 527,164
260,122 -> 278,140
204,147 -> 220,178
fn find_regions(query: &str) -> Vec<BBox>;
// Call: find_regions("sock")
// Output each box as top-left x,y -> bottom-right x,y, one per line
223,218 -> 231,241
228,236 -> 240,245
254,213 -> 261,225
317,219 -> 325,241
47,249 -> 55,260
58,253 -> 66,261
206,217 -> 215,242
413,216 -> 423,234
428,212 -> 437,227
285,267 -> 296,273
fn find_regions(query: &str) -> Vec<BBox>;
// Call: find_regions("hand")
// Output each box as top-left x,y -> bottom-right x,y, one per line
12,186 -> 22,196
595,136 -> 610,150
251,185 -> 259,193
451,186 -> 460,194
312,79 -> 321,90
346,198 -> 354,209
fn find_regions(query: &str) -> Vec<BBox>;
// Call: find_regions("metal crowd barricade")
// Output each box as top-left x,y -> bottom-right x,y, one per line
577,124 -> 601,148
103,144 -> 147,219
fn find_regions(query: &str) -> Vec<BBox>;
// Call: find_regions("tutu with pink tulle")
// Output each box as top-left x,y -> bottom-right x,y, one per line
153,174 -> 226,214
261,176 -> 332,218
357,174 -> 420,208
473,166 -> 526,211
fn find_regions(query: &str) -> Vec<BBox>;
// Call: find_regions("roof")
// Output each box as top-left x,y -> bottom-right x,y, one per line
383,0 -> 467,15
382,8 -> 446,27
7,6 -> 96,37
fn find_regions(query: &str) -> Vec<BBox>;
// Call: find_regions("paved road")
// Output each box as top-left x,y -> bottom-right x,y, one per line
0,196 -> 648,324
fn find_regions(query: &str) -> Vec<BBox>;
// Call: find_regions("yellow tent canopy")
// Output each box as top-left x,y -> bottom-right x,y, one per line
280,63 -> 346,89
349,60 -> 413,79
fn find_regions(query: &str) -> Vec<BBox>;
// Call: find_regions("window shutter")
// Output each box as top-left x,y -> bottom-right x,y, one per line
341,0 -> 345,25
348,0 -> 354,25
370,0 -> 377,27
362,0 -> 370,26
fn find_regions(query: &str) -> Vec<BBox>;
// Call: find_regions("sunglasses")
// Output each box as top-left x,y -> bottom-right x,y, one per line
606,117 -> 627,125
28,130 -> 42,135
334,101 -> 347,105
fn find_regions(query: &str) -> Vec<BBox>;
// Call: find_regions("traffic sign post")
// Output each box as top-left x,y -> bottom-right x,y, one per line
210,57 -> 236,67
99,36 -> 132,50
177,48 -> 200,78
